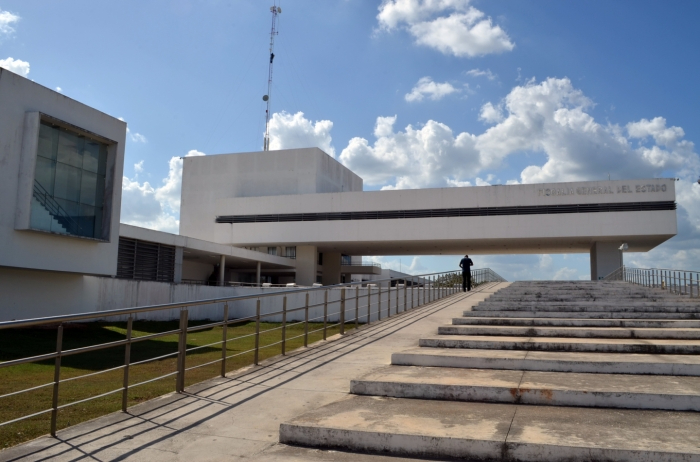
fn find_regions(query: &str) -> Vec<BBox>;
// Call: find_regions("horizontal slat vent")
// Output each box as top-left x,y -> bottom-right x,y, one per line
216,201 -> 676,224
117,237 -> 176,282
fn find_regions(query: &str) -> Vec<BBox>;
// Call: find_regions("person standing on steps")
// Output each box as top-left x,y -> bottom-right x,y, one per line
459,254 -> 474,292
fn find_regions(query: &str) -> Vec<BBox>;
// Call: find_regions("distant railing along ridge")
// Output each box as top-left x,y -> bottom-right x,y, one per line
603,266 -> 699,298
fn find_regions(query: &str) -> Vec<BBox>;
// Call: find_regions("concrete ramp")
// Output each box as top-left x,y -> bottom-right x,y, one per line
280,281 -> 700,461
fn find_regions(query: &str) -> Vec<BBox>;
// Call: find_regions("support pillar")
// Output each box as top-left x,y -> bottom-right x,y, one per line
590,242 -> 624,280
295,245 -> 318,286
256,261 -> 261,287
219,255 -> 226,286
321,252 -> 342,286
173,246 -> 183,283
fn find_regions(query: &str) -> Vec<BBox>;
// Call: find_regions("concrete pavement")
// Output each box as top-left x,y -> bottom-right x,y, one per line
0,283 -> 500,461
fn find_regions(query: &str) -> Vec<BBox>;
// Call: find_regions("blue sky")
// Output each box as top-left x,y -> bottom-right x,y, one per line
1,0 -> 699,280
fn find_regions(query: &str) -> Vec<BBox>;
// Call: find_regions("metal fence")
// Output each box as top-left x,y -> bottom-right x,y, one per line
604,266 -> 700,298
0,268 -> 505,438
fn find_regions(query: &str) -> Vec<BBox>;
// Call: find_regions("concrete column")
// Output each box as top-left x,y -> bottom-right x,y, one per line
256,261 -> 261,287
295,245 -> 318,286
590,242 -> 623,280
173,246 -> 183,283
219,255 -> 226,286
322,252 -> 342,286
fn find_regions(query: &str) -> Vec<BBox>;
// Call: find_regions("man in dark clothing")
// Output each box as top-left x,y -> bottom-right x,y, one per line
459,254 -> 474,292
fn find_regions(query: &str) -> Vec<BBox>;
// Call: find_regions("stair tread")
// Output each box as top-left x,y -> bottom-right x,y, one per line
280,395 -> 700,459
352,365 -> 700,399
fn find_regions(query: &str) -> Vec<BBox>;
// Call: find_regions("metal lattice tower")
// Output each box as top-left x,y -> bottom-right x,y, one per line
263,4 -> 281,151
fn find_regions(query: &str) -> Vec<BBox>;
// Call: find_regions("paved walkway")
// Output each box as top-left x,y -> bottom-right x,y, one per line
1,284 -> 502,462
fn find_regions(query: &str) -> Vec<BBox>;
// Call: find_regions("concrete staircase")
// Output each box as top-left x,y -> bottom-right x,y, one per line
280,281 -> 700,461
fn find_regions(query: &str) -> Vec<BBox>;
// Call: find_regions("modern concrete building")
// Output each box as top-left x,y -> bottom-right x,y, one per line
181,150 -> 677,283
0,69 -> 678,321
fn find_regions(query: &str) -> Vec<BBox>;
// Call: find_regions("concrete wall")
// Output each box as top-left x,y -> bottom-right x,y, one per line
0,69 -> 126,276
182,259 -> 214,281
212,179 -> 677,256
0,265 -> 429,324
180,148 -> 363,242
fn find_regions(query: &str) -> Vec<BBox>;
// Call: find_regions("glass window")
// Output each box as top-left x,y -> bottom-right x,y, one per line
267,247 -> 277,256
54,163 -> 82,203
37,124 -> 57,160
57,130 -> 83,168
34,156 -> 55,194
30,121 -> 110,239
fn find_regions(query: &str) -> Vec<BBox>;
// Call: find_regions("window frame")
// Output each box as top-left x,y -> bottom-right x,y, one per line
15,112 -> 119,242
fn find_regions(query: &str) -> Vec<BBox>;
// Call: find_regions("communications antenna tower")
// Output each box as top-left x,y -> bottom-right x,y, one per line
262,4 -> 281,151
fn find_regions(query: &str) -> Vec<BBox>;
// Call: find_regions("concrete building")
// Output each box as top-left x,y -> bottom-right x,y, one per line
0,69 -> 678,321
181,150 -> 677,283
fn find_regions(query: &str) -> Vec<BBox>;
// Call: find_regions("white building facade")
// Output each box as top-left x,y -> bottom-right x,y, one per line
180,150 -> 677,283
0,70 -> 678,321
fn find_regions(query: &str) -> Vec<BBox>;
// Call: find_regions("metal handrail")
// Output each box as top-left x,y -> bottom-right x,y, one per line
342,262 -> 382,268
32,180 -> 82,235
0,268 -> 506,439
603,266 -> 700,298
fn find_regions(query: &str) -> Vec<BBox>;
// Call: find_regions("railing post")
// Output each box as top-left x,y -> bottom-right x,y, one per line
176,308 -> 189,393
50,324 -> 63,436
367,286 -> 371,326
395,283 -> 399,315
254,300 -> 261,365
122,316 -> 133,412
281,296 -> 287,355
355,286 -> 360,329
403,281 -> 407,312
304,293 -> 309,347
378,284 -> 382,321
411,277 -> 415,308
387,283 -> 391,318
340,288 -> 346,335
323,290 -> 328,340
221,303 -> 229,377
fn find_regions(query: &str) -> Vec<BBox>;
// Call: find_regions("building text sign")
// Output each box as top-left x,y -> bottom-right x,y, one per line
538,183 -> 668,197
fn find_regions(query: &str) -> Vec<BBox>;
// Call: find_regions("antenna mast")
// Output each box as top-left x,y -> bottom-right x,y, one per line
263,4 -> 281,151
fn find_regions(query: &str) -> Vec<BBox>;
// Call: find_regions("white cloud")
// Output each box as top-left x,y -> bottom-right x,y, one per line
340,77 -> 699,194
405,76 -> 459,102
120,150 -> 205,234
479,102 -> 504,124
553,267 -> 579,280
0,8 -> 19,38
269,111 -> 335,157
377,0 -> 514,57
0,57 -> 29,77
55,87 -> 62,93
339,115 -> 479,189
467,68 -> 496,80
130,132 -> 148,143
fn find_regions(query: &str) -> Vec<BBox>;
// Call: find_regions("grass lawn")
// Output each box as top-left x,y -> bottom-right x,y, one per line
0,319 -> 349,449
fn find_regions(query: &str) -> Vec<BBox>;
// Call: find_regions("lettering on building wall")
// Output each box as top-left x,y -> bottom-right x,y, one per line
538,184 -> 667,197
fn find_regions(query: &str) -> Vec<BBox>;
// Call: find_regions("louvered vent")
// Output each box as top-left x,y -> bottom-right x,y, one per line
117,237 -> 176,282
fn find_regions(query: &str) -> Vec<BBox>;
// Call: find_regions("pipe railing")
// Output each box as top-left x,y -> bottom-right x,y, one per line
603,266 -> 700,298
0,268 -> 505,438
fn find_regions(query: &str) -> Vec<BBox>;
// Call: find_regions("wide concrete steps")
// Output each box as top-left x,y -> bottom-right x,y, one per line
279,395 -> 700,461
438,324 -> 700,339
350,365 -> 700,411
473,303 -> 700,312
392,347 -> 700,375
462,310 -> 700,319
451,316 -> 700,328
486,294 -> 688,302
419,334 -> 700,354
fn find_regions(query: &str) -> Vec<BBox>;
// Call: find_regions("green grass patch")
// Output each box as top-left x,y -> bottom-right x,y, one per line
0,319 -> 349,449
